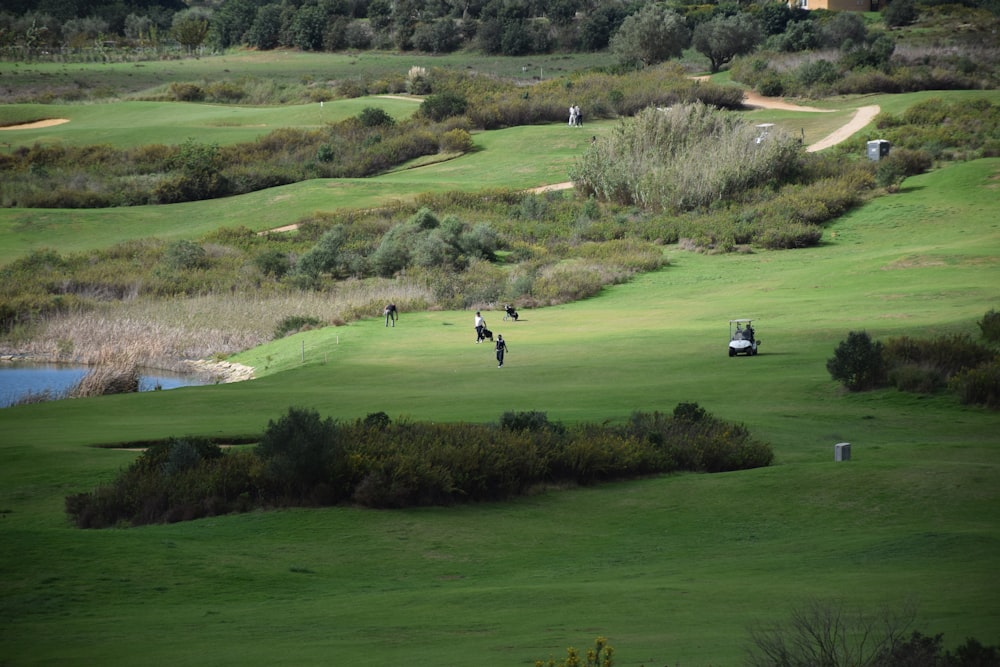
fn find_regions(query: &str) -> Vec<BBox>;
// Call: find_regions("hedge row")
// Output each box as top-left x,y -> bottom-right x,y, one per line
826,314 -> 1000,408
65,405 -> 774,528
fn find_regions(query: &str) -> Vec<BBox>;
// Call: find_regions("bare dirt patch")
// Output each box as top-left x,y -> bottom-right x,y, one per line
742,91 -> 833,113
1,118 -> 70,130
528,181 -> 574,193
184,359 -> 255,383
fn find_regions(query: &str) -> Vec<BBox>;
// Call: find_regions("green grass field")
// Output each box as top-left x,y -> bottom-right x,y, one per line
2,157 -> 998,664
0,97 -> 424,148
0,58 -> 998,664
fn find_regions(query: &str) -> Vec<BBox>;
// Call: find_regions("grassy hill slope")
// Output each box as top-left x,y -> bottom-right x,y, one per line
1,159 -> 997,665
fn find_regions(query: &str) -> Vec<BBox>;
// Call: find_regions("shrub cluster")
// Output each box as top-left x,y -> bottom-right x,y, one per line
979,309 -> 1000,343
0,197 -> 670,339
746,597 -> 1000,667
0,114 -> 469,209
274,315 -> 324,340
731,19 -> 1000,99
65,404 -> 774,528
827,316 -> 1000,408
883,333 -> 996,393
571,103 -> 804,214
443,65 -> 745,131
870,98 -> 1000,163
0,65 -> 748,210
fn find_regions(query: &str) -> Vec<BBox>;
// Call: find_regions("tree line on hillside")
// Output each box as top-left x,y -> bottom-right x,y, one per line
2,0 -> 998,90
64,404 -> 775,528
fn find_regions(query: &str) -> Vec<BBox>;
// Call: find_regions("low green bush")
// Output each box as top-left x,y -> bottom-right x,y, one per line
168,82 -> 204,101
64,437 -> 254,528
827,331 -> 888,392
65,405 -> 773,527
274,315 -> 324,339
827,326 -> 999,402
882,333 -> 995,379
978,309 -> 1000,343
888,364 -> 946,394
950,360 -> 1000,409
757,222 -> 823,250
163,239 -> 209,271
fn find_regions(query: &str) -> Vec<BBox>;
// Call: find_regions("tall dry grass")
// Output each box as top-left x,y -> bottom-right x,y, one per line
68,348 -> 141,398
5,281 -> 435,369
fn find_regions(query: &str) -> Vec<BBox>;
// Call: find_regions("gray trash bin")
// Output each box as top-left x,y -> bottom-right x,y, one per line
835,442 -> 851,461
867,140 -> 891,161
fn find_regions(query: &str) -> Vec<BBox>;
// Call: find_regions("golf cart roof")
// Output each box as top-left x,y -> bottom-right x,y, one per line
729,319 -> 754,324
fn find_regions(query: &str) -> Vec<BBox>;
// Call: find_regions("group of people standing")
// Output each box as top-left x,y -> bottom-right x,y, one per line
568,105 -> 583,127
383,304 -> 509,368
475,311 -> 509,368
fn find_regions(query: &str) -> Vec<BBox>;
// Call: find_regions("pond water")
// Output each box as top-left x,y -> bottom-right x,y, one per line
0,363 -> 208,408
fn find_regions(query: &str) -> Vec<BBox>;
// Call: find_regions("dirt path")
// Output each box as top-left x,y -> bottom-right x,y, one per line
742,91 -> 834,113
804,104 -> 880,153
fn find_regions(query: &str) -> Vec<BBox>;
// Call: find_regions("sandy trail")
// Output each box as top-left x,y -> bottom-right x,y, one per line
742,91 -> 833,113
804,104 -> 880,153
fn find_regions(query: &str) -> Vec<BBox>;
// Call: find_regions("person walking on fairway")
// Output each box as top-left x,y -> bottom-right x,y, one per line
495,335 -> 508,367
384,303 -> 398,327
474,311 -> 486,343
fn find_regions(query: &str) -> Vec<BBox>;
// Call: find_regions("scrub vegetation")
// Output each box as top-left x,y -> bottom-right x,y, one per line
826,314 -> 1000,408
3,92 -> 996,375
1,0 -> 999,662
66,403 -> 773,528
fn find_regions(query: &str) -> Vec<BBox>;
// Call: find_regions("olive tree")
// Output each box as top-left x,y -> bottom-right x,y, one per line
610,3 -> 691,68
692,13 -> 763,73
172,7 -> 212,52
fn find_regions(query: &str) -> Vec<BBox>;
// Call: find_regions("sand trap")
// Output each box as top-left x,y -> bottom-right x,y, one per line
0,118 -> 70,130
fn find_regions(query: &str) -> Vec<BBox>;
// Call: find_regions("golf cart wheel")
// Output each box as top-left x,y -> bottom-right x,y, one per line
729,347 -> 736,357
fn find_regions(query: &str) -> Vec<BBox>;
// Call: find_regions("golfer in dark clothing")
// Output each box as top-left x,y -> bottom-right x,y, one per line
384,303 -> 398,327
495,335 -> 508,368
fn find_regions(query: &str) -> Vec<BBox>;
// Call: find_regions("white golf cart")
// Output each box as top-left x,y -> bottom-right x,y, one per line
729,319 -> 760,357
